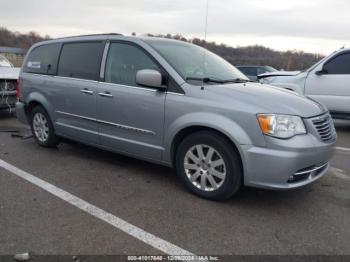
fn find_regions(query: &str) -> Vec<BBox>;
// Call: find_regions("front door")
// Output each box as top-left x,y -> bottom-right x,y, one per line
305,52 -> 350,115
97,42 -> 166,161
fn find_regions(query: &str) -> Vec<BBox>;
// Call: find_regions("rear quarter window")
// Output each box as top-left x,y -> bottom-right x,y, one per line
23,43 -> 61,75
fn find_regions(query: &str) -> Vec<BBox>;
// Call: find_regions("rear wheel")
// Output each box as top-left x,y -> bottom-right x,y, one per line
30,106 -> 59,147
176,131 -> 242,200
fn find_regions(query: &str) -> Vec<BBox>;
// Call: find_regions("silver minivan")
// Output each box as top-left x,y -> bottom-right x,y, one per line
16,34 -> 336,200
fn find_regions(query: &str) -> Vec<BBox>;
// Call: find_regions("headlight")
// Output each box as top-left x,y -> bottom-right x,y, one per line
257,114 -> 306,139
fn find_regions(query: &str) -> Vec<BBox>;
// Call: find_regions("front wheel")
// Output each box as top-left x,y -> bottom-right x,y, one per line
30,106 -> 59,147
176,131 -> 242,200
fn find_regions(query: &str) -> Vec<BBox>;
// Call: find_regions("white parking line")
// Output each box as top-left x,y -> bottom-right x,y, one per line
0,159 -> 196,257
336,146 -> 350,152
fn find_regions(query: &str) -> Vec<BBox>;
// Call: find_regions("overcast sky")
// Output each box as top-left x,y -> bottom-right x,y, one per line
1,0 -> 349,54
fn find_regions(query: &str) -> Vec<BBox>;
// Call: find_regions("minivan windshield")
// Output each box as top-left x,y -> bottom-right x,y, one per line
145,39 -> 248,84
0,55 -> 13,67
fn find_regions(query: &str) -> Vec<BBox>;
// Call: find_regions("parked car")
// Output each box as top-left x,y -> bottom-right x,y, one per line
16,34 -> 336,200
0,55 -> 20,109
236,65 -> 278,81
259,48 -> 350,119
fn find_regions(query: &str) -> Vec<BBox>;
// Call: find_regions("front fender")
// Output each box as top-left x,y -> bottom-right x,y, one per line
163,112 -> 254,164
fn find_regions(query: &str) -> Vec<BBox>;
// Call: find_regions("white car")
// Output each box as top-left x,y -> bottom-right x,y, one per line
0,55 -> 20,109
259,48 -> 350,119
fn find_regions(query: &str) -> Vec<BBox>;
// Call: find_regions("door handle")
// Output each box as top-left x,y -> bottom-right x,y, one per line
98,92 -> 113,98
81,89 -> 94,95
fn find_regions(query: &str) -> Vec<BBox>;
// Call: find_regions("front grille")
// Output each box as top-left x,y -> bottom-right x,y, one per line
312,113 -> 336,143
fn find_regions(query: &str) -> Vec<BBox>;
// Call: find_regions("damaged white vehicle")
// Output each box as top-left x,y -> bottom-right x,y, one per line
259,48 -> 350,120
0,55 -> 20,109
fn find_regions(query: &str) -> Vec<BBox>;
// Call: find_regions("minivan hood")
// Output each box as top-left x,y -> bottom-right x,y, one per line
205,82 -> 326,118
0,67 -> 20,80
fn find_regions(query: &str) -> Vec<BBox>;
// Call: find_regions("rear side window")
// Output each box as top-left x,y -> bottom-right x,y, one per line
324,53 -> 350,74
24,43 -> 61,75
57,42 -> 104,81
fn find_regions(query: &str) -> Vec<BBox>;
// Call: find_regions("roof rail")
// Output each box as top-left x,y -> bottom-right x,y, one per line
54,33 -> 123,40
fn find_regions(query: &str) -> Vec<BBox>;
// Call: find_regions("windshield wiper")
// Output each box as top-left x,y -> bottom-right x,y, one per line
185,77 -> 228,84
228,78 -> 254,83
185,77 -> 253,84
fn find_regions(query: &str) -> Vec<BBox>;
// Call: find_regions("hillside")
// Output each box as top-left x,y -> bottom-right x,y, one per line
0,27 -> 49,49
0,27 -> 323,70
152,34 -> 323,70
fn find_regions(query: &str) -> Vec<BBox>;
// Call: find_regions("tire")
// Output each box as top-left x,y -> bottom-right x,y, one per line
30,105 -> 59,147
176,131 -> 242,200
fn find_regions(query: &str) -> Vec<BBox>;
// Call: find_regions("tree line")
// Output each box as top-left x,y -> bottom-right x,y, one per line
0,27 -> 323,70
0,27 -> 49,49
148,34 -> 324,70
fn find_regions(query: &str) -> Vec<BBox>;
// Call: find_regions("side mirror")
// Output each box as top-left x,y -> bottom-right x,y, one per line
136,69 -> 166,90
315,68 -> 328,76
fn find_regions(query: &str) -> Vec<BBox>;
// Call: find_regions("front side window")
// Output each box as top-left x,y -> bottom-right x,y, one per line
323,53 -> 350,74
23,43 -> 61,74
105,43 -> 160,87
145,39 -> 247,84
58,42 -> 104,81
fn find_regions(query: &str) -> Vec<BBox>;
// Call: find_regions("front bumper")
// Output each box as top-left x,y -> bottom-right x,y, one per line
241,133 -> 335,190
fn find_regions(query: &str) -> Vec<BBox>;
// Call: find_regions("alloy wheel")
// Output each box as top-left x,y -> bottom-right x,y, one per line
33,112 -> 49,142
184,144 -> 226,191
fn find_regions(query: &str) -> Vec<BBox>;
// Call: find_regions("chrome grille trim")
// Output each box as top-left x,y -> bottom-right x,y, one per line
294,162 -> 329,175
311,113 -> 336,143
288,162 -> 329,183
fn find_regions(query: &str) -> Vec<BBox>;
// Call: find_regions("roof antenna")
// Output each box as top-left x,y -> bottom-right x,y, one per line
204,0 -> 209,41
201,0 -> 209,90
